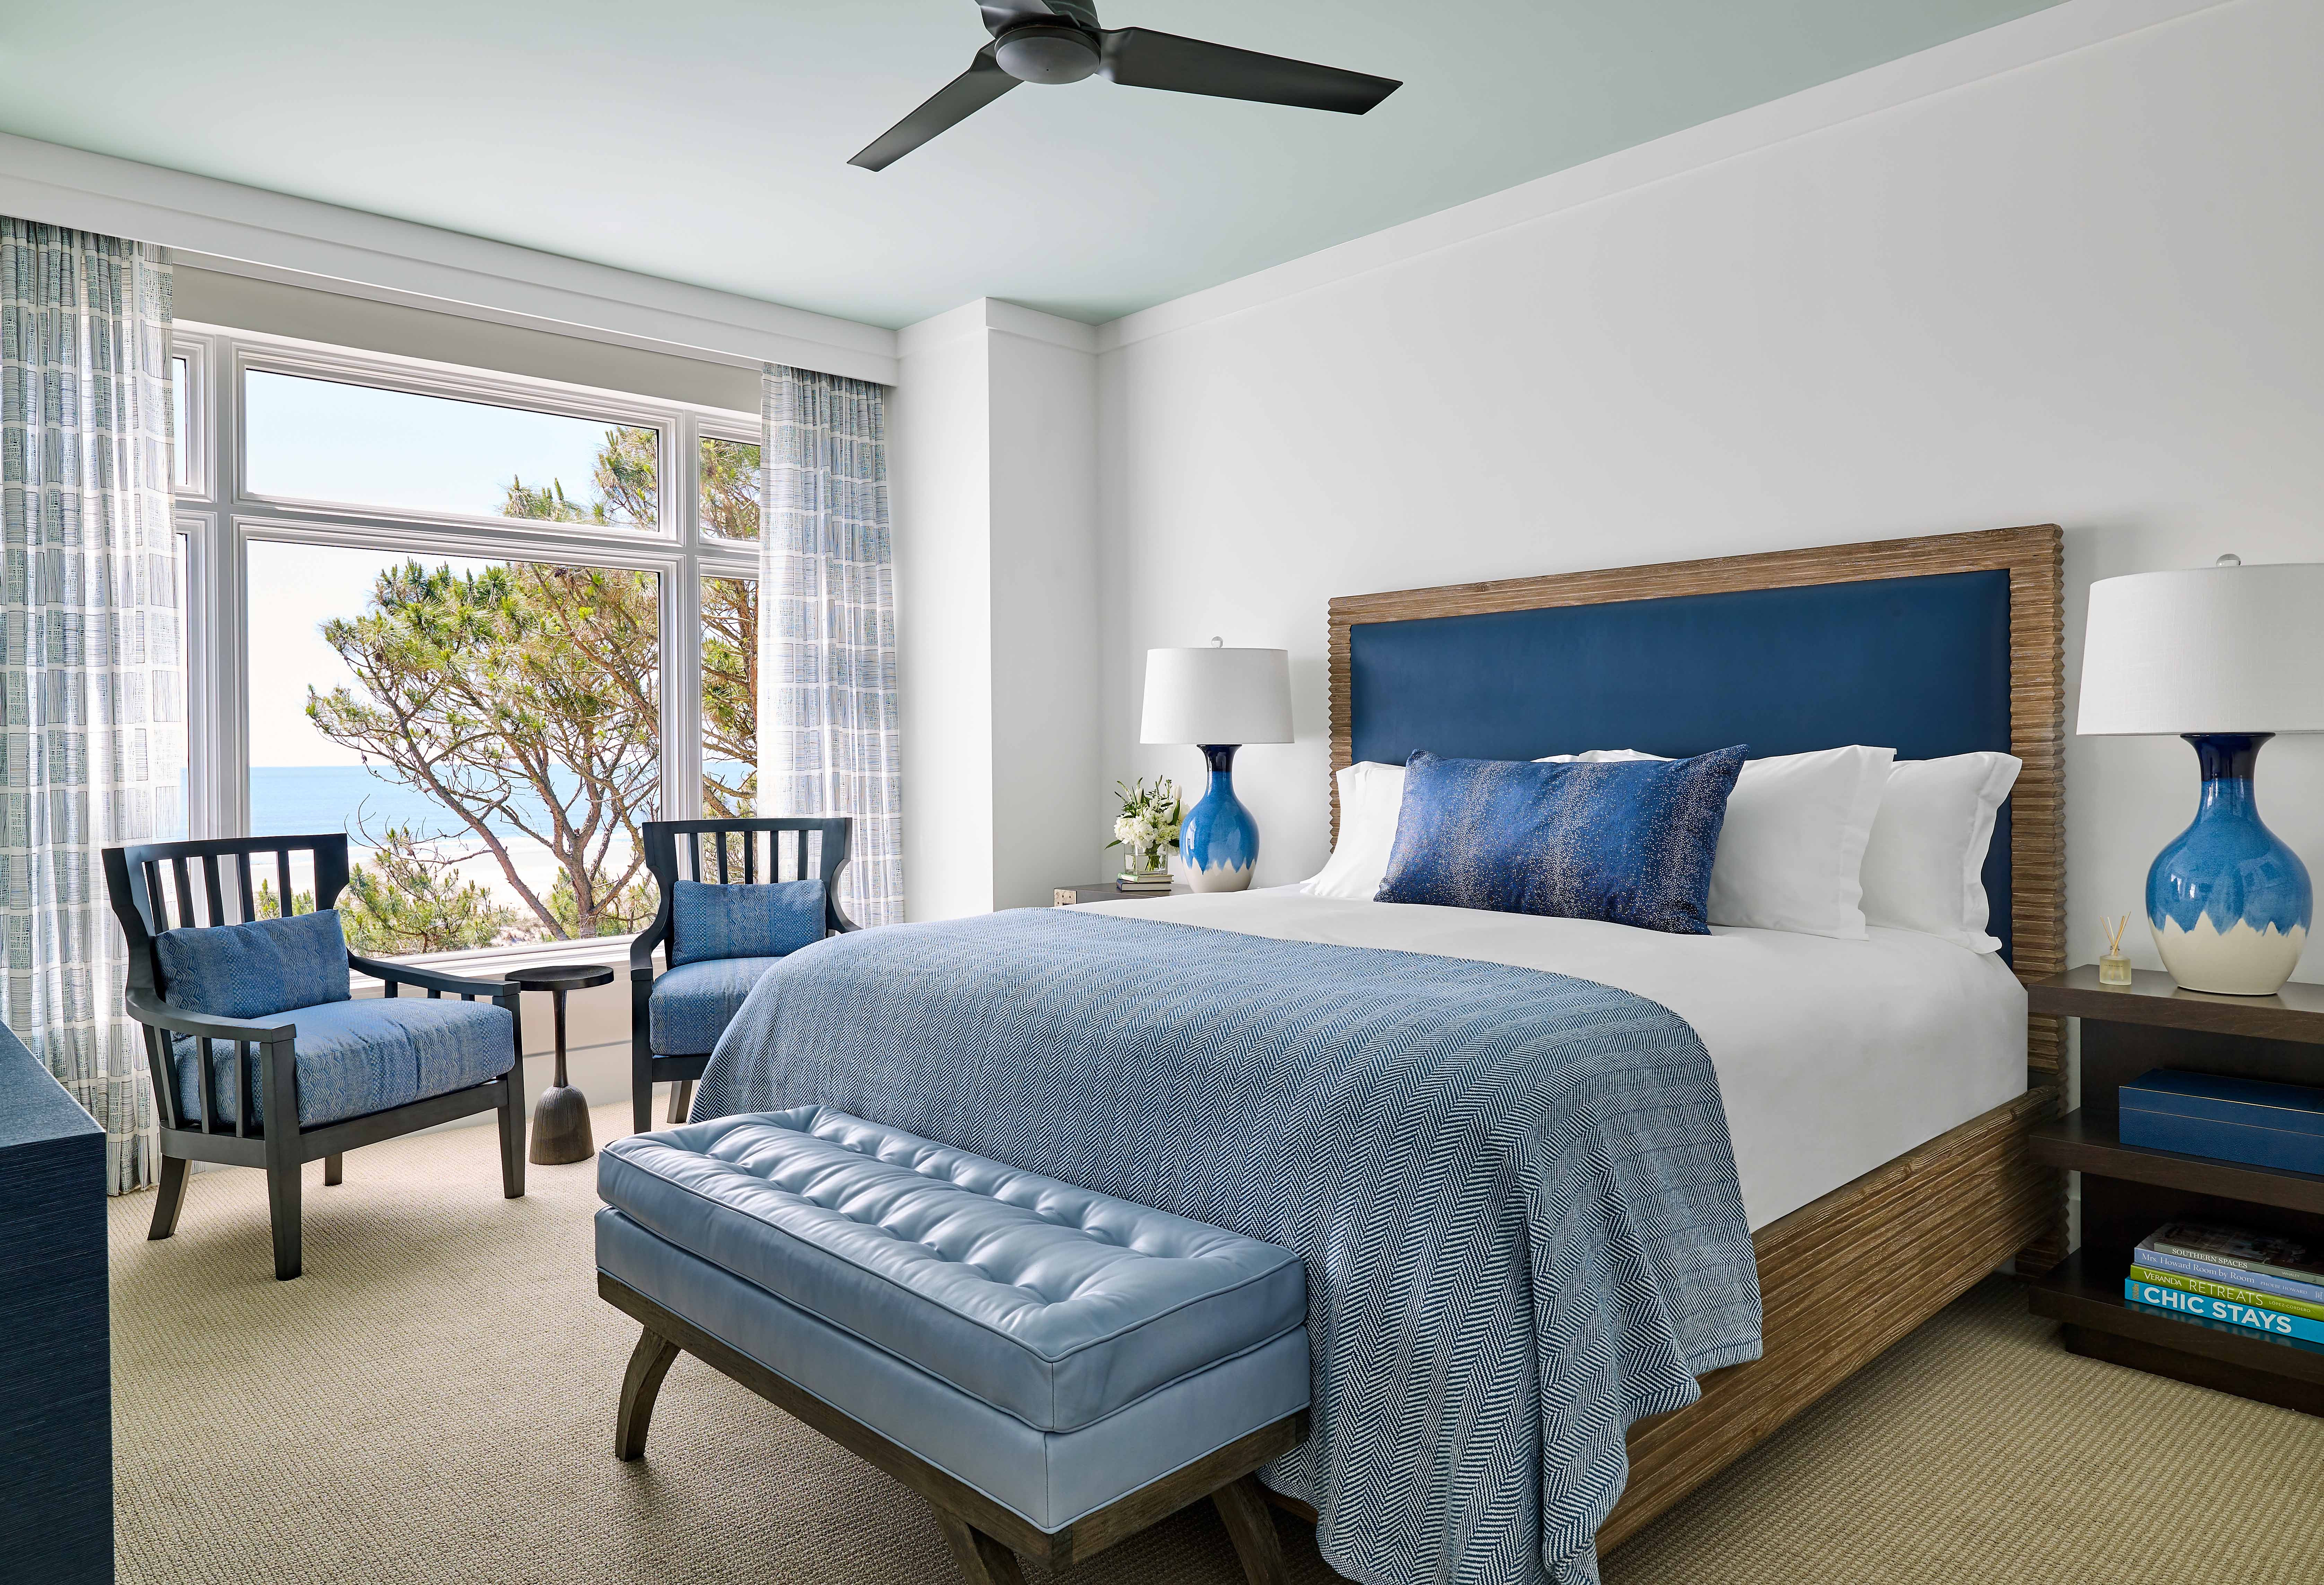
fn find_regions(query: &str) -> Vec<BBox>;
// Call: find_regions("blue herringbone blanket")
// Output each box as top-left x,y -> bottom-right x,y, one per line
691,910 -> 1760,1585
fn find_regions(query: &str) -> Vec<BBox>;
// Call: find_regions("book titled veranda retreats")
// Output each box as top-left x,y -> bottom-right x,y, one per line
2127,1264 -> 2324,1323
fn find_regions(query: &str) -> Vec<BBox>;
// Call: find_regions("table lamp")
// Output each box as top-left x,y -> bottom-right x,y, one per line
1140,642 -> 1293,892
2078,555 -> 2324,994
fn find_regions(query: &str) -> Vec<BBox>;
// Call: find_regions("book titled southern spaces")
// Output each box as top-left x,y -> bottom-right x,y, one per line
2136,1221 -> 2324,1307
2127,1221 -> 2324,1343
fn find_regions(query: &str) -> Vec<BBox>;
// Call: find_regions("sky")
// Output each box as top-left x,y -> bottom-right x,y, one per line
243,374 -> 640,766
243,371 -> 643,520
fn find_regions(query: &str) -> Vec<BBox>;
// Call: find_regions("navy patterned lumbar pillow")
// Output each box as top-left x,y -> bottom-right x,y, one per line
1375,746 -> 1748,933
156,909 -> 353,1019
670,878 -> 827,966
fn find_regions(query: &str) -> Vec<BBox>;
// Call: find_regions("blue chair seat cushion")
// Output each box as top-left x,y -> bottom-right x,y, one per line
598,1107 -> 1307,1434
647,956 -> 783,1055
669,878 -> 825,966
172,996 -> 514,1129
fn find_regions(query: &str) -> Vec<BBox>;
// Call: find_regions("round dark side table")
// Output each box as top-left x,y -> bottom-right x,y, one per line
514,962 -> 615,1166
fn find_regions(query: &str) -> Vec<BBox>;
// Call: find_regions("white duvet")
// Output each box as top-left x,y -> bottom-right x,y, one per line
1072,887 -> 2027,1230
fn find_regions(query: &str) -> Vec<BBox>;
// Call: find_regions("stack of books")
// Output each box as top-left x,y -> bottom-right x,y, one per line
2125,1220 -> 2324,1345
1113,871 -> 1174,894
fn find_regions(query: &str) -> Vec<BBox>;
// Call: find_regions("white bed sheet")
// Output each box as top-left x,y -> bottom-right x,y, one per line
1072,887 -> 2027,1230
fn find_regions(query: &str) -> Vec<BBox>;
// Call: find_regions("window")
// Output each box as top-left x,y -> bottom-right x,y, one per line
701,574 -> 757,816
167,330 -> 758,961
242,369 -> 661,529
699,435 -> 760,542
247,540 -> 662,953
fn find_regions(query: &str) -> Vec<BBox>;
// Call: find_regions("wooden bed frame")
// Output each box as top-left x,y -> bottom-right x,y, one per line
1314,523 -> 2069,1552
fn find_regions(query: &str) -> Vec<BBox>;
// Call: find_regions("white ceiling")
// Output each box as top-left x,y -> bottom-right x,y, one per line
0,0 -> 2061,328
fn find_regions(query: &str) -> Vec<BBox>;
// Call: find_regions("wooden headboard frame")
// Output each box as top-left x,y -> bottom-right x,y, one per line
1326,522 -> 2066,1072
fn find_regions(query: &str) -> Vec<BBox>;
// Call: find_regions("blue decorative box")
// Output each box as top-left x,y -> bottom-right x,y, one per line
2119,1069 -> 2324,1175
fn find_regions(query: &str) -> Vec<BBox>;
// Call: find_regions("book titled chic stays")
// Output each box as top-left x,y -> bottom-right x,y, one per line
2125,1276 -> 2324,1344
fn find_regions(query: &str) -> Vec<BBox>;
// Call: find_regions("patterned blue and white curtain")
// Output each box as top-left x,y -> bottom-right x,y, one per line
757,365 -> 902,926
1,219 -> 184,1193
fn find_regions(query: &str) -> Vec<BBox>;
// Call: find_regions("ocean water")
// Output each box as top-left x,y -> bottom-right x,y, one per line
250,765 -> 556,842
249,763 -> 753,908
250,762 -> 754,839
252,765 -> 599,911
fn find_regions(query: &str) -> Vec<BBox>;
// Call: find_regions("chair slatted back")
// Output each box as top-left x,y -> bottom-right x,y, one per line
106,834 -> 353,986
640,818 -> 857,953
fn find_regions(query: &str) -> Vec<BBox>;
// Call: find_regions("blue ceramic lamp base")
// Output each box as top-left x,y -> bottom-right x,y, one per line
1181,744 -> 1257,893
2148,733 -> 2311,996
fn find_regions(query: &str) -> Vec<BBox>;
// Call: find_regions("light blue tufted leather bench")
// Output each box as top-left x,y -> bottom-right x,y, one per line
595,1106 -> 1311,1584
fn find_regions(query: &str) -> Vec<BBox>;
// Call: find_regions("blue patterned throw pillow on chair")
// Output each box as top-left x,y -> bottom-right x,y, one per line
669,879 -> 827,966
1375,747 -> 1748,933
156,909 -> 354,1018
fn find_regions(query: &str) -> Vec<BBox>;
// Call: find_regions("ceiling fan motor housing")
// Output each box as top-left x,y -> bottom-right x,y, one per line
995,24 -> 1100,84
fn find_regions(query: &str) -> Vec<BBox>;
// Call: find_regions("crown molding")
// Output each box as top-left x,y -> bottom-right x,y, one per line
898,298 -> 1100,360
0,132 -> 897,384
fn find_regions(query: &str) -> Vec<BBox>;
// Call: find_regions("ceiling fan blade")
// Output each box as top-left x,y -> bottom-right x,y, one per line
850,44 -> 1021,171
1098,28 -> 1398,114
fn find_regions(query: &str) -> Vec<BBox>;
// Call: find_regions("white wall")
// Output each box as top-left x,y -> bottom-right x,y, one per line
896,301 -> 1104,919
1096,0 -> 2324,980
987,326 -> 1104,909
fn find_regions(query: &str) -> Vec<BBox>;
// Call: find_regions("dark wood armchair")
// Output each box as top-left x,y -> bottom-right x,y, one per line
103,833 -> 526,1280
631,818 -> 858,1133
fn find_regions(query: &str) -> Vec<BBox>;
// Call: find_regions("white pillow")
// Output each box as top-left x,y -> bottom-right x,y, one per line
1535,745 -> 1896,938
1859,752 -> 2022,952
1302,761 -> 1406,900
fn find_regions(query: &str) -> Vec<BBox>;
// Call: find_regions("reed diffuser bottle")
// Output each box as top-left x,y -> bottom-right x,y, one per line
2098,915 -> 2134,986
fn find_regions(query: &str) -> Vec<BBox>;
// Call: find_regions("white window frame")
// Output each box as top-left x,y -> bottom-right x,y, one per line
694,421 -> 766,548
171,320 -> 760,963
170,339 -> 210,498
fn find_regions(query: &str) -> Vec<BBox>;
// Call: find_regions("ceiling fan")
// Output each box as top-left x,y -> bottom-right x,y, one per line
851,1 -> 1401,171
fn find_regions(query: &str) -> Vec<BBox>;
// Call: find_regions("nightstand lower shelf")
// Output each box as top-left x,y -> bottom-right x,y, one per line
2031,1248 -> 2324,1417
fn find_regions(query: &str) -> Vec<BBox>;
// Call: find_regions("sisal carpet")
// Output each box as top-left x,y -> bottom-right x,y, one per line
112,1106 -> 2324,1585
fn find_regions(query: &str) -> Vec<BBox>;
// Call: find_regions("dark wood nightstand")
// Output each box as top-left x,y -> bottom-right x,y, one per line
1052,882 -> 1191,906
2025,965 -> 2324,1415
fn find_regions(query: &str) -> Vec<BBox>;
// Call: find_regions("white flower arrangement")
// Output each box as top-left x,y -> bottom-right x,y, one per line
1107,776 -> 1183,875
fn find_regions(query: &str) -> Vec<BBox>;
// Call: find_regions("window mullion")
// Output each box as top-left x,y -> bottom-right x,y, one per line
670,410 -> 704,820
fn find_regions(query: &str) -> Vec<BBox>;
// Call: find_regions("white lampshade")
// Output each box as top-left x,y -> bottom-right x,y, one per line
1140,646 -> 1293,745
2078,560 -> 2324,735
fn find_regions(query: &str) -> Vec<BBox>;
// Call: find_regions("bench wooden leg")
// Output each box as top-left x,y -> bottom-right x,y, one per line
666,1079 -> 693,1126
1212,1474 -> 1289,1585
324,1153 -> 343,1186
616,1326 -> 683,1460
930,1507 -> 1025,1585
148,1155 -> 190,1240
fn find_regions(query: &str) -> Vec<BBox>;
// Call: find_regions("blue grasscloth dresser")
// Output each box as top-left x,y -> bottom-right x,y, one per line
0,1025 -> 112,1584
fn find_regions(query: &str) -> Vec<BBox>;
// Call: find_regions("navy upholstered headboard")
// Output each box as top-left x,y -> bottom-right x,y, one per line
1326,529 -> 2066,1036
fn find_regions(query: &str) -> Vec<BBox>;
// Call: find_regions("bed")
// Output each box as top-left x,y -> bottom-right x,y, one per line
1306,521 -> 2067,1549
691,522 -> 2066,1580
